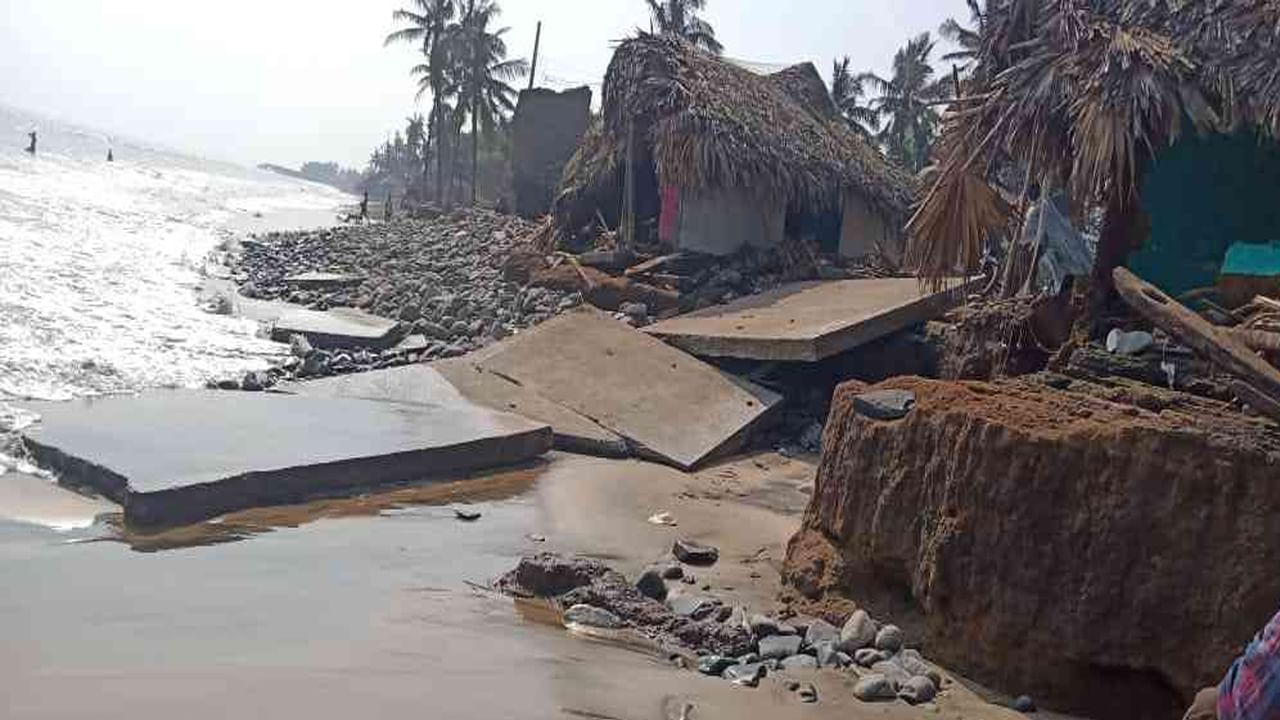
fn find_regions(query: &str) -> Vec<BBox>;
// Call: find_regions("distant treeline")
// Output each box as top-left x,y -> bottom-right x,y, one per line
258,162 -> 364,194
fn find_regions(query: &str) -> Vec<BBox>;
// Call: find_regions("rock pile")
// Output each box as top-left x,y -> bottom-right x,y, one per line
231,210 -> 583,360
498,552 -> 947,707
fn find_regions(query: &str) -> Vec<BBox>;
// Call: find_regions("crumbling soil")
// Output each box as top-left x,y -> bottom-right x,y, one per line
783,375 -> 1280,720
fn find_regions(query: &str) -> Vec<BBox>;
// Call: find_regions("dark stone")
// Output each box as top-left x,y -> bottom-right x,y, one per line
798,684 -> 818,703
1014,695 -> 1037,713
853,389 -> 917,420
759,635 -> 803,661
635,569 -> 667,602
659,564 -> 684,580
898,676 -> 938,705
454,508 -> 481,522
696,655 -> 736,676
672,539 -> 719,565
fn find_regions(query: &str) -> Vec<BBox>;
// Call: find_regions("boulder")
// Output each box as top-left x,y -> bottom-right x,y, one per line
802,618 -> 839,649
673,539 -> 719,566
563,604 -> 623,629
759,634 -> 803,661
839,609 -> 877,652
853,674 -> 897,702
779,654 -> 818,671
635,569 -> 667,602
874,624 -> 903,653
898,676 -> 938,705
784,377 -> 1280,720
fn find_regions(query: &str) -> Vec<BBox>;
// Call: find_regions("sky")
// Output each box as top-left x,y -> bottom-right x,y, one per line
0,0 -> 962,170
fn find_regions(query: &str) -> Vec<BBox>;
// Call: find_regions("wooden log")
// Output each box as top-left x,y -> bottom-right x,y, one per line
1113,267 -> 1280,405
1222,328 -> 1280,354
1231,381 -> 1280,425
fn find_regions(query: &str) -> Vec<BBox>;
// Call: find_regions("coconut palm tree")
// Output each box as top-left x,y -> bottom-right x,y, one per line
645,0 -> 722,54
830,57 -> 879,139
453,0 -> 528,204
938,0 -> 984,68
864,33 -> 949,174
386,0 -> 457,204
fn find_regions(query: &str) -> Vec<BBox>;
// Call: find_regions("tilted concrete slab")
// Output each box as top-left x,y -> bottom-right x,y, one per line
20,391 -> 551,527
270,307 -> 400,350
644,277 -> 979,362
280,363 -> 629,459
475,308 -> 782,470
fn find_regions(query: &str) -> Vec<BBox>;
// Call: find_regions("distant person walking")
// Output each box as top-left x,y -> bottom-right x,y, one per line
360,190 -> 369,220
385,193 -> 393,222
25,131 -> 37,155
107,149 -> 114,162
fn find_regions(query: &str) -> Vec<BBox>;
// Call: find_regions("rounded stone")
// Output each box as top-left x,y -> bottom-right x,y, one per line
1013,695 -> 1037,713
853,674 -> 898,702
839,609 -> 877,652
875,624 -> 904,653
635,569 -> 668,602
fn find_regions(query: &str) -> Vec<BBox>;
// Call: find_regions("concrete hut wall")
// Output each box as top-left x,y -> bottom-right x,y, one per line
673,188 -> 785,256
510,87 -> 592,218
839,191 -> 903,264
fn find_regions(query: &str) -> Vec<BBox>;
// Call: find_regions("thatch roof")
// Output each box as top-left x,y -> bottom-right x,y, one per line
910,0 -> 1280,286
556,34 -> 913,224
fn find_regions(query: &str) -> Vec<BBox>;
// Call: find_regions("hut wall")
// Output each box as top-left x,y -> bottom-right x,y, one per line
839,190 -> 902,263
675,188 -> 784,256
510,87 -> 592,218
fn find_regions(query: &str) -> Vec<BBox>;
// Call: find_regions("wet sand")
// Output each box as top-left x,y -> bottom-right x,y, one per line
0,452 -> 1034,720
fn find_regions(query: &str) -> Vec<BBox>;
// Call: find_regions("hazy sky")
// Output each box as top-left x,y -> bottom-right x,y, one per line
0,0 -> 961,169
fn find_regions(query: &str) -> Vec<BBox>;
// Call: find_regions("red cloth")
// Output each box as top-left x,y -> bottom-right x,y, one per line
658,185 -> 680,246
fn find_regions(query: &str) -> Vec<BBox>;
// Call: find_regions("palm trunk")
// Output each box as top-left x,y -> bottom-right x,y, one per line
470,98 -> 479,205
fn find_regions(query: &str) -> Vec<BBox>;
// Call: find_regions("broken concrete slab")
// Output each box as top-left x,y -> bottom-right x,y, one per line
20,390 -> 552,527
475,308 -> 782,470
270,306 -> 400,350
644,278 -> 978,362
283,271 -> 366,289
280,363 -> 628,459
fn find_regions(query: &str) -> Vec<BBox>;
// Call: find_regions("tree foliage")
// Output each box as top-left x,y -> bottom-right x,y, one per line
645,0 -> 723,54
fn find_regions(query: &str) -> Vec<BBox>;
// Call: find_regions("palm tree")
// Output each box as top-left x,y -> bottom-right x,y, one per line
938,0 -> 984,68
386,0 -> 457,205
645,0 -> 722,54
864,33 -> 948,174
830,57 -> 879,139
454,1 -> 528,204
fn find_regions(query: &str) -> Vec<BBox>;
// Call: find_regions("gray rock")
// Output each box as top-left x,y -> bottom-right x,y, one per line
779,654 -> 818,671
759,635 -> 803,661
898,676 -> 938,705
853,389 -> 917,421
855,648 -> 891,668
418,320 -> 449,339
672,539 -> 719,565
620,302 -> 648,321
722,662 -> 766,688
635,569 -> 667,602
398,304 -> 421,322
803,618 -> 839,648
736,652 -> 760,665
563,604 -> 623,629
696,655 -> 735,676
750,614 -> 797,639
853,674 -> 898,702
241,370 -> 271,392
798,684 -> 818,704
289,334 -> 314,358
813,642 -> 844,668
839,610 -> 877,652
658,564 -> 684,580
1013,695 -> 1036,713
875,624 -> 904,653
896,649 -> 942,687
871,660 -> 912,689
668,595 -> 719,620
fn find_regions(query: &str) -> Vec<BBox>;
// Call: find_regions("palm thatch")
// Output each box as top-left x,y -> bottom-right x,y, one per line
555,34 -> 913,235
909,0 -> 1280,288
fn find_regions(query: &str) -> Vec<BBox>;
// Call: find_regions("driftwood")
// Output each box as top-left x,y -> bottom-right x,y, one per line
1232,381 -> 1280,424
1113,267 -> 1280,422
1222,328 -> 1280,354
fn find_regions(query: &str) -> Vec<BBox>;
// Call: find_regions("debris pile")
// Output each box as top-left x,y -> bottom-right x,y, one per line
498,552 -> 949,706
232,209 -> 583,358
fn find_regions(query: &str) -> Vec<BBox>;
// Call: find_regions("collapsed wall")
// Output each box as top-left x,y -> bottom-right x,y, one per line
510,87 -> 591,218
783,375 -> 1280,720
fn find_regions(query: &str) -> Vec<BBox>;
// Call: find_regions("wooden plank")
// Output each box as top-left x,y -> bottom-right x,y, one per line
1113,267 -> 1280,407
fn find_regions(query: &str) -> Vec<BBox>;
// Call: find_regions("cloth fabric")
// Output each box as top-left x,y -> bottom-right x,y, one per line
1020,191 -> 1094,294
1219,610 -> 1280,720
658,185 -> 680,247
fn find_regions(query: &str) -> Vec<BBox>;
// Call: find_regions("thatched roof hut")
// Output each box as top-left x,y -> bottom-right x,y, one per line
910,1 -> 1280,301
555,34 -> 913,258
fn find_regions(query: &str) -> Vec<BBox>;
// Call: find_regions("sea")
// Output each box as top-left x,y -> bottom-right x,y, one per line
0,105 -> 350,431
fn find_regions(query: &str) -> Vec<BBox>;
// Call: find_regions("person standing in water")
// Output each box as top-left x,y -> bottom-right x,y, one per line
25,131 -> 37,155
107,149 -> 114,162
